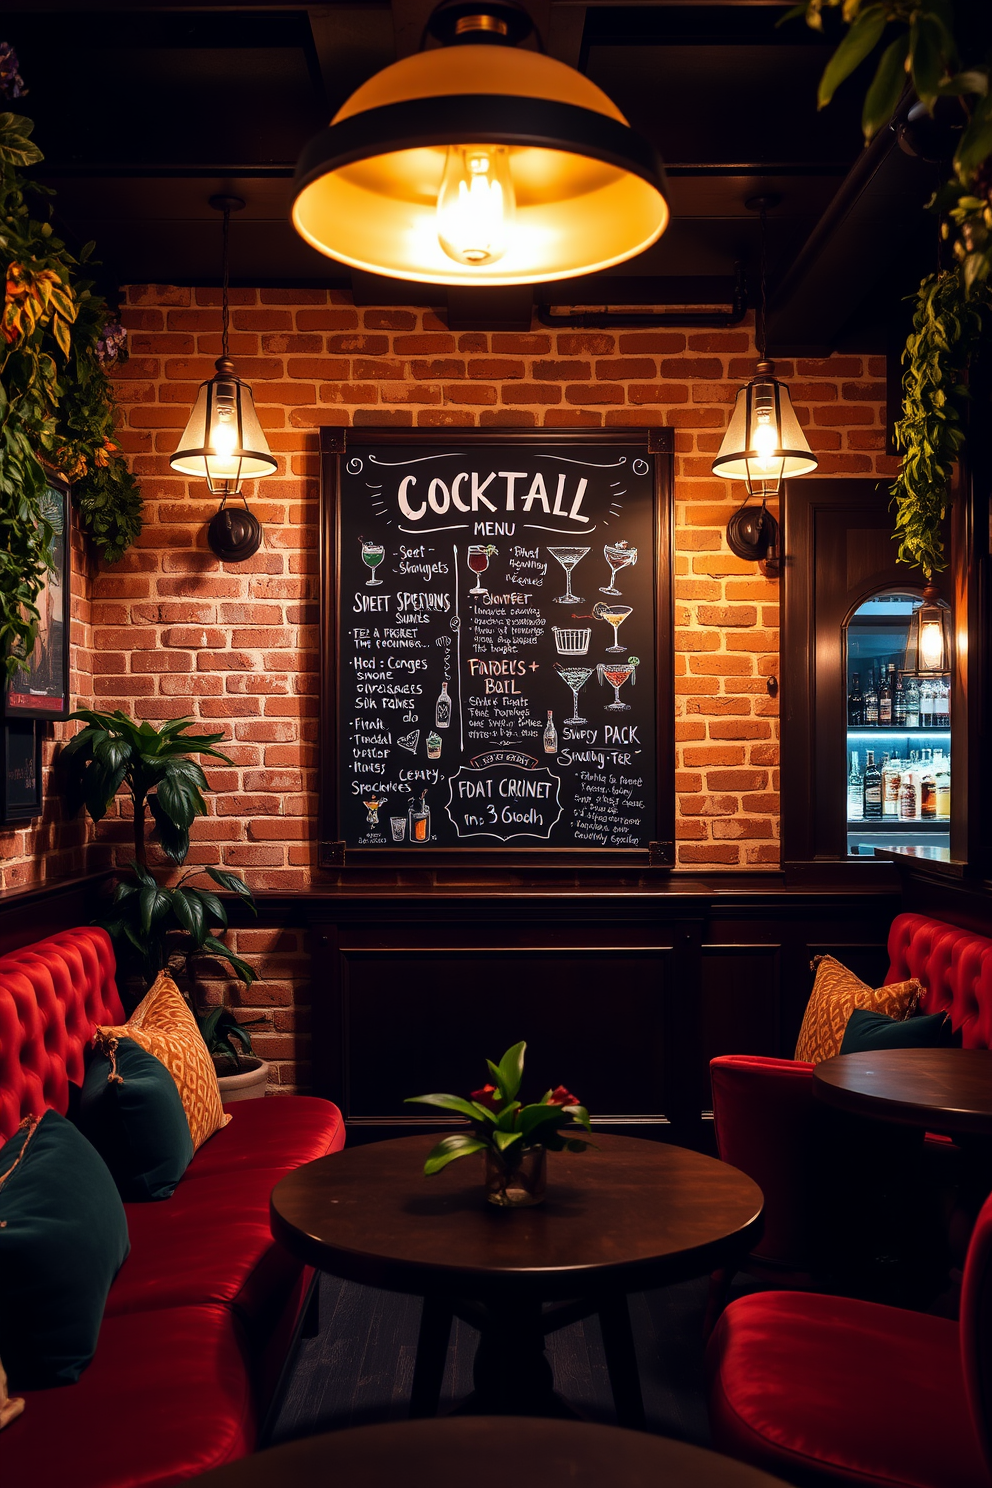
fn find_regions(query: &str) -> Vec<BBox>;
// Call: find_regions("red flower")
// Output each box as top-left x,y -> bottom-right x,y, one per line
546,1085 -> 579,1107
471,1084 -> 500,1110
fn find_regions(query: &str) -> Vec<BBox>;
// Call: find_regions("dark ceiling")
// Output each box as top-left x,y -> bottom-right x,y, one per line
3,1 -> 952,351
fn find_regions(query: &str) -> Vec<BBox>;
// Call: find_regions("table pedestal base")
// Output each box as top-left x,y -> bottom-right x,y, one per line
410,1294 -> 645,1428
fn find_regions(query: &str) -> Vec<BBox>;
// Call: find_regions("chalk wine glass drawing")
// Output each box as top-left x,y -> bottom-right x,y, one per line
598,657 -> 639,711
548,545 -> 590,605
554,662 -> 595,725
592,601 -> 633,653
405,1040 -> 592,1208
600,540 -> 637,596
360,538 -> 385,586
467,543 -> 496,595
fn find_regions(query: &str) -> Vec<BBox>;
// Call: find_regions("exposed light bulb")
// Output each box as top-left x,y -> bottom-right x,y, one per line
751,417 -> 779,472
208,404 -> 240,476
919,619 -> 945,671
437,146 -> 515,267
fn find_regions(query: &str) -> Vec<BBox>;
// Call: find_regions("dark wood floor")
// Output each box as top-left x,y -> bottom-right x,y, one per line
269,1272 -> 753,1447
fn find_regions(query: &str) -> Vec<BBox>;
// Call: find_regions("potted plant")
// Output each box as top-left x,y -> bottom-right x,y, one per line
60,708 -> 269,1096
197,1007 -> 270,1102
406,1041 -> 592,1207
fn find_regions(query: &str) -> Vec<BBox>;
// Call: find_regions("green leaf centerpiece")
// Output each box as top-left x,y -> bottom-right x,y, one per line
406,1041 -> 593,1206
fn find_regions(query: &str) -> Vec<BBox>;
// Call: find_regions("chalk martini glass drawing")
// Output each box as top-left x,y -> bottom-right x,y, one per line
600,540 -> 637,596
548,545 -> 590,604
361,540 -> 385,586
554,662 -> 595,725
467,544 -> 496,595
597,657 -> 639,711
363,794 -> 387,825
593,601 -> 632,652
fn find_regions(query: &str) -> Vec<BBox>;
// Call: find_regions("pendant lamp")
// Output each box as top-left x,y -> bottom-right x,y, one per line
170,196 -> 276,562
905,583 -> 952,676
712,197 -> 817,550
291,0 -> 669,286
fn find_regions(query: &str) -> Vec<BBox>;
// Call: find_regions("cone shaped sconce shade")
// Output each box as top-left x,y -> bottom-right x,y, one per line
291,1 -> 669,286
171,358 -> 276,495
712,363 -> 817,499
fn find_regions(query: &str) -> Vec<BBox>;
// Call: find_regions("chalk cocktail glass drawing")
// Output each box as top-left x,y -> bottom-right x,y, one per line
593,601 -> 632,653
467,544 -> 493,595
361,541 -> 385,586
554,662 -> 594,725
600,541 -> 637,596
363,795 -> 386,825
597,657 -> 638,711
548,546 -> 590,605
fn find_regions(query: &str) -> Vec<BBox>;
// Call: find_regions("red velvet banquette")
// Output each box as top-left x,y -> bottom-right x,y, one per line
0,926 -> 345,1488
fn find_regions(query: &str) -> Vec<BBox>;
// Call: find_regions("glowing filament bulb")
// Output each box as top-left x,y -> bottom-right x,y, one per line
209,401 -> 239,474
437,147 -> 514,267
750,384 -> 781,473
919,619 -> 945,671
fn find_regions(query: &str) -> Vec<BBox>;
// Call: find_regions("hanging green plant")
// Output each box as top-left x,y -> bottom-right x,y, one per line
0,49 -> 143,682
783,1 -> 992,576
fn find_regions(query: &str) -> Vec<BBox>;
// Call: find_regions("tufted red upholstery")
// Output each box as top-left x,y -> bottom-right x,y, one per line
885,912 -> 992,1049
0,927 -> 345,1487
0,928 -> 123,1140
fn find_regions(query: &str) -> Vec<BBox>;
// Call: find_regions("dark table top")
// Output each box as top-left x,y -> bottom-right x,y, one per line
270,1133 -> 763,1301
813,1048 -> 992,1136
193,1417 -> 789,1487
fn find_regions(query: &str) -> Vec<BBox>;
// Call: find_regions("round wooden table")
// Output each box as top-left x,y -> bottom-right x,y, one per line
270,1133 -> 763,1426
813,1048 -> 992,1136
195,1418 -> 788,1487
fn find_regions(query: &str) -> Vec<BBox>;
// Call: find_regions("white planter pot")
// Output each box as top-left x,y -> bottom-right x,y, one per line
215,1058 -> 270,1102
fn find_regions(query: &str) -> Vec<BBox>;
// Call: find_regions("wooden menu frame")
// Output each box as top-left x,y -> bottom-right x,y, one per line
318,426 -> 674,868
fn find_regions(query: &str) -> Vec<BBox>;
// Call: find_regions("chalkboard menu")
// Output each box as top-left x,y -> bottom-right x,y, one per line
319,428 -> 674,864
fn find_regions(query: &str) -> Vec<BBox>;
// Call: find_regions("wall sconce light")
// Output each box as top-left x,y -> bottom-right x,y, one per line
712,196 -> 817,575
170,196 -> 276,561
291,0 -> 669,286
905,583 -> 952,675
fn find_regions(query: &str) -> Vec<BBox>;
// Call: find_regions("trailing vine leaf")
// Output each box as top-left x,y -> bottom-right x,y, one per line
782,4 -> 992,572
890,271 -> 992,575
0,69 -> 143,682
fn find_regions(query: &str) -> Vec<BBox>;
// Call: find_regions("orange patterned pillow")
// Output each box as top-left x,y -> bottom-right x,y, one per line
97,972 -> 230,1151
794,956 -> 923,1065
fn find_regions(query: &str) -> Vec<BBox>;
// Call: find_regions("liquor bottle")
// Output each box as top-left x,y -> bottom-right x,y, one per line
905,677 -> 920,728
863,749 -> 882,819
893,672 -> 907,726
848,673 -> 864,727
543,710 -> 558,754
848,750 -> 863,821
408,793 -> 431,843
919,680 -> 933,729
435,680 -> 452,729
935,750 -> 950,818
882,755 -> 901,818
920,752 -> 937,820
936,678 -> 950,727
899,766 -> 919,820
864,671 -> 879,727
879,665 -> 893,726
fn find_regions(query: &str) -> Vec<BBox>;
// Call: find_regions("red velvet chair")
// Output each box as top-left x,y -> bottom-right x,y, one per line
705,1185 -> 992,1487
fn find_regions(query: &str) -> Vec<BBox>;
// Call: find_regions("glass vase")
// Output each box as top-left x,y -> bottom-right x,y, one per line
484,1144 -> 547,1208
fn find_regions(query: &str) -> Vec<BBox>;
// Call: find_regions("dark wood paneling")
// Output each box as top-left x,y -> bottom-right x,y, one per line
0,873 -> 107,957
700,945 -> 781,1071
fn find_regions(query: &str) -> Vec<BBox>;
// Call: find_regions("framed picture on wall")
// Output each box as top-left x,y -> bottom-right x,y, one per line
1,719 -> 43,824
318,426 -> 675,868
3,478 -> 71,721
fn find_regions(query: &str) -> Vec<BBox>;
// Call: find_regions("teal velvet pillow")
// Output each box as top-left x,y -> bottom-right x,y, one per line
840,1008 -> 957,1056
78,1036 -> 194,1201
0,1110 -> 129,1390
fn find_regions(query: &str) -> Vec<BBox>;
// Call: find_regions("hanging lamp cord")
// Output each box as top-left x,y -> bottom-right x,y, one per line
756,200 -> 768,363
221,203 -> 231,361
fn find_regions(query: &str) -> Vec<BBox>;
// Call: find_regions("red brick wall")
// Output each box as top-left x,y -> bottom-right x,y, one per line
2,283 -> 899,1087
